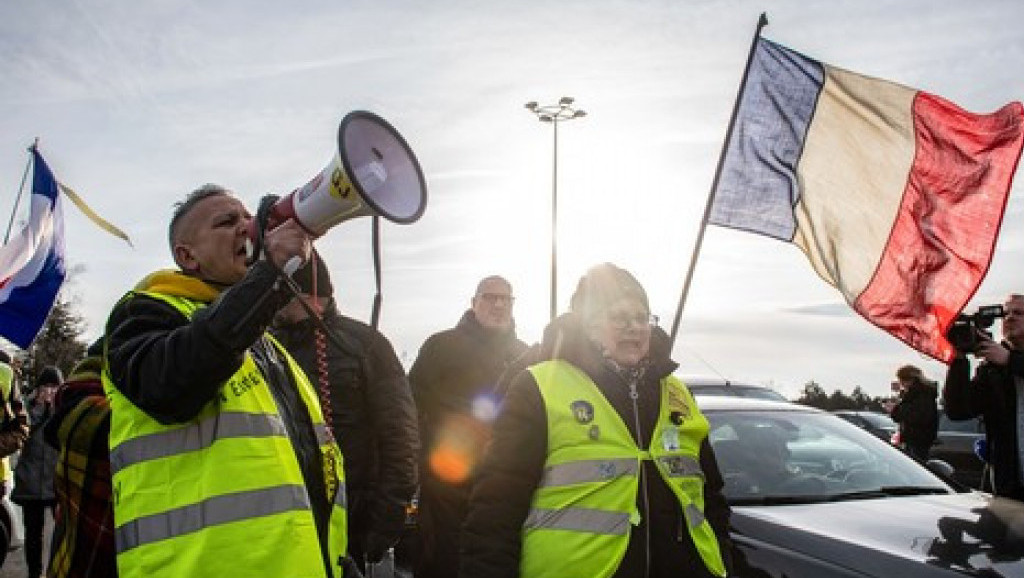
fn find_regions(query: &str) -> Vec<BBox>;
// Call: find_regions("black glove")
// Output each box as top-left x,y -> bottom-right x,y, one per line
363,529 -> 400,564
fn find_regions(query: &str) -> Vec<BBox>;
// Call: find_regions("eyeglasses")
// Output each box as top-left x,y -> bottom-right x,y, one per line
477,293 -> 515,305
607,312 -> 658,330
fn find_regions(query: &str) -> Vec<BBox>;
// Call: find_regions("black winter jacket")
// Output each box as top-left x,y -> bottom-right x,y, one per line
105,264 -> 336,576
12,399 -> 58,503
410,310 -> 527,578
944,346 -> 1024,499
411,310 -> 528,459
273,302 -> 420,549
460,314 -> 733,578
890,382 -> 938,452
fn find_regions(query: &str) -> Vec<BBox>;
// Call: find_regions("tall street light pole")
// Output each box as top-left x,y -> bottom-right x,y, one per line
525,97 -> 586,321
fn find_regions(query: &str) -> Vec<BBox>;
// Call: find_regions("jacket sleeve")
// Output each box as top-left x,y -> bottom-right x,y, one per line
0,393 -> 28,458
943,355 -> 986,421
890,395 -> 914,424
409,335 -> 444,447
700,437 -> 734,576
460,370 -> 547,578
105,263 -> 291,424
362,326 -> 420,539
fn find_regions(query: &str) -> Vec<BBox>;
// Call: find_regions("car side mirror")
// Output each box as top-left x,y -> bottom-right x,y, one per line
925,459 -> 955,479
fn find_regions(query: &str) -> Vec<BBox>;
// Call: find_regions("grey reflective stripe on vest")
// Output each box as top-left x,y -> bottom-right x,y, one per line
109,411 -> 287,475
684,503 -> 705,528
334,482 -> 347,508
524,507 -> 630,536
314,423 -> 332,446
656,455 -> 704,479
539,458 -> 638,488
116,484 -> 310,553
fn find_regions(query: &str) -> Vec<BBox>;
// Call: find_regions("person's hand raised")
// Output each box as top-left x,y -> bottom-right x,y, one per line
263,219 -> 311,274
977,337 -> 1010,366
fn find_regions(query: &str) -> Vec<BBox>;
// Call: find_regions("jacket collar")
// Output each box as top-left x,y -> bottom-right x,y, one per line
134,269 -> 221,303
457,309 -> 518,342
535,313 -> 678,381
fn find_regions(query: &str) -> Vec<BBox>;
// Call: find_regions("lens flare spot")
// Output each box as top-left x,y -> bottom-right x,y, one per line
430,447 -> 471,484
471,394 -> 499,423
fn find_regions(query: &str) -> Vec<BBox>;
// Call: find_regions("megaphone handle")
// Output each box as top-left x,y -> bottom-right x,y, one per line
370,216 -> 382,330
282,255 -> 302,277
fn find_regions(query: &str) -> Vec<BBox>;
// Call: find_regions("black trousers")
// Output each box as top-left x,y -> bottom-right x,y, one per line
21,500 -> 55,578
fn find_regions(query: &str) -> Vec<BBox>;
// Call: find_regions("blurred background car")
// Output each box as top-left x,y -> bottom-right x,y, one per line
832,410 -> 898,443
680,376 -> 788,402
930,408 -> 987,491
703,397 -> 1014,577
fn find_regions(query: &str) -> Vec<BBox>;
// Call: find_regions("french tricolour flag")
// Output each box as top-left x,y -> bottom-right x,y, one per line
709,37 -> 1024,362
0,149 -> 67,349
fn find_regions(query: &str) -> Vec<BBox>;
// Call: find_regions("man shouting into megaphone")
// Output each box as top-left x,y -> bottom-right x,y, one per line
102,184 -> 353,578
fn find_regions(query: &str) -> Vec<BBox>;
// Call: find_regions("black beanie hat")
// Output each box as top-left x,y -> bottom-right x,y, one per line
570,263 -> 650,322
292,251 -> 334,297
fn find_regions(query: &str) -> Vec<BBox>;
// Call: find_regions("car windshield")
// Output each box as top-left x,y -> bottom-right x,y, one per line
690,385 -> 787,402
858,412 -> 897,430
707,409 -> 952,504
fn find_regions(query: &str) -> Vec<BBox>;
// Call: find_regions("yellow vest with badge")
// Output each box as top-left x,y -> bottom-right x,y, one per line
103,289 -> 348,578
0,362 -> 13,482
522,360 -> 726,578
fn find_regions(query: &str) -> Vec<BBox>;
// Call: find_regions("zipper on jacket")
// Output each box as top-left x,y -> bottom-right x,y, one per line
627,377 -> 651,578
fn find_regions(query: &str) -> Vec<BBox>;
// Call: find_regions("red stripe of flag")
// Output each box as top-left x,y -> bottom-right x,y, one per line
855,94 -> 1024,362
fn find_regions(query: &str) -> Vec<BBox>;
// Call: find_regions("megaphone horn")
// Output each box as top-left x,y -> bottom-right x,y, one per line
253,111 -> 427,251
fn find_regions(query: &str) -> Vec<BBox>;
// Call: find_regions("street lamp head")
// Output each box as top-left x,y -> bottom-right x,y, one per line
538,114 -> 554,122
573,110 -> 587,118
559,96 -> 574,106
525,101 -> 538,111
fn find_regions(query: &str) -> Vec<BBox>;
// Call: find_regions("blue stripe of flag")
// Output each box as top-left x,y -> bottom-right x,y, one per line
0,150 -> 67,348
710,38 -> 825,241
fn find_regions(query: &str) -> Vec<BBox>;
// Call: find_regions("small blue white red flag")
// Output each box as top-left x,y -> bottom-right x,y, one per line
0,149 -> 67,348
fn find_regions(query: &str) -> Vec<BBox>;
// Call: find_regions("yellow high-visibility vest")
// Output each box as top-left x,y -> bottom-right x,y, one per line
103,291 -> 348,578
0,362 -> 12,482
521,360 -> 726,578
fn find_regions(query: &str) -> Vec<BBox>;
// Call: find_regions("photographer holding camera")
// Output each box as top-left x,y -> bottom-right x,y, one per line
943,294 -> 1024,499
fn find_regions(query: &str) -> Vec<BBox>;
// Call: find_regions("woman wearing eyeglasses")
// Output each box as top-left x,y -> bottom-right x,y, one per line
460,263 -> 733,578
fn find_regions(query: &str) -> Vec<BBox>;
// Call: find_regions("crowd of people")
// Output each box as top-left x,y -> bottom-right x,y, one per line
0,183 -> 1019,578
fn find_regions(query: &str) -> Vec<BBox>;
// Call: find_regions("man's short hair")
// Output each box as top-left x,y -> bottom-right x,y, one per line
168,184 -> 231,253
475,275 -> 511,296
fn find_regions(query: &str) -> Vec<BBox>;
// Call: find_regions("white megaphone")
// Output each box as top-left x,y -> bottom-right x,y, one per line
249,110 -> 427,258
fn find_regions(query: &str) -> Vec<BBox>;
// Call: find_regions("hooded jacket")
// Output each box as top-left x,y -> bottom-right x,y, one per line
273,301 -> 420,555
459,313 -> 733,578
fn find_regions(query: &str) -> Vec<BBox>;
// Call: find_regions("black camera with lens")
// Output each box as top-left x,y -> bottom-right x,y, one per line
946,304 -> 1006,354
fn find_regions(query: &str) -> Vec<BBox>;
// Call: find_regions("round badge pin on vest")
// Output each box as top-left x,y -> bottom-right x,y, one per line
571,400 -> 595,424
588,424 -> 600,441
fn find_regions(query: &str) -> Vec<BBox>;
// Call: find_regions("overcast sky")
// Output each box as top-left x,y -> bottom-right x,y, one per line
2,0 -> 1023,400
